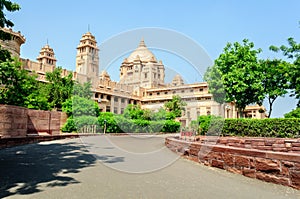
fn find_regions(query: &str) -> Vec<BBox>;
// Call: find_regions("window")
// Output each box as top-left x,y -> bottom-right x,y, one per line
106,106 -> 110,112
114,107 -> 118,114
157,92 -> 160,95
114,97 -> 118,102
144,73 -> 148,79
173,91 -> 176,94
164,92 -> 168,94
199,88 -> 203,92
190,89 -> 193,92
107,96 -> 111,100
149,93 -> 152,96
95,93 -> 99,98
181,90 -> 185,93
121,98 -> 125,103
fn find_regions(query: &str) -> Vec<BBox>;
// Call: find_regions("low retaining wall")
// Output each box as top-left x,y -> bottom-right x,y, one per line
195,136 -> 300,153
0,133 -> 101,149
0,104 -> 67,138
165,137 -> 300,190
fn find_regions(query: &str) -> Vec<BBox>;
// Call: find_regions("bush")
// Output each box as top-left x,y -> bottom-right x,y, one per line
284,107 -> 300,118
222,118 -> 300,138
196,115 -> 224,135
61,115 -> 100,133
61,116 -> 77,132
162,120 -> 181,133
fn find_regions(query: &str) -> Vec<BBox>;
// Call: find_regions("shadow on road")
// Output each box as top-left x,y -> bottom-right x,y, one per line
0,140 -> 97,198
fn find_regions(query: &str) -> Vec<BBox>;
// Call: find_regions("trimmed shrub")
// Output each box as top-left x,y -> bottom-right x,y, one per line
162,120 -> 181,133
222,118 -> 300,138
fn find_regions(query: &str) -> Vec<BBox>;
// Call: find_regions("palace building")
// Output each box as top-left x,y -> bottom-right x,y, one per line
0,28 -> 267,128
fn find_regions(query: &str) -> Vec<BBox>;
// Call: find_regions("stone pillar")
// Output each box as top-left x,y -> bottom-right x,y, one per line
118,97 -> 122,114
111,96 -> 115,113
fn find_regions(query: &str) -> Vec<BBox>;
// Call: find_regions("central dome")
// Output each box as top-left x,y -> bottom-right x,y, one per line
127,39 -> 157,62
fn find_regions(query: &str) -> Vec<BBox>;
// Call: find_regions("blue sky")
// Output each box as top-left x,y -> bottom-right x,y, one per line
7,0 -> 300,117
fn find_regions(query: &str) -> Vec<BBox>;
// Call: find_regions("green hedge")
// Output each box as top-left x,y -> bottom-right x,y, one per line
222,118 -> 300,138
195,116 -> 300,138
62,112 -> 181,133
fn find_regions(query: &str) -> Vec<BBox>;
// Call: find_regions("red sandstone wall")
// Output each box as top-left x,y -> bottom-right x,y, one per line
0,105 -> 67,138
166,137 -> 300,190
0,105 -> 28,138
195,136 -> 300,153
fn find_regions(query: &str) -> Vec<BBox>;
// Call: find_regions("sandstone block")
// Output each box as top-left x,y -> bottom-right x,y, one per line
256,172 -> 289,186
255,158 -> 280,173
211,159 -> 224,169
235,156 -> 250,168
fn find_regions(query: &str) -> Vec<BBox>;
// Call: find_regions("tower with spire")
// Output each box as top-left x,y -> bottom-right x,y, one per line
119,39 -> 165,88
36,44 -> 57,68
75,31 -> 99,87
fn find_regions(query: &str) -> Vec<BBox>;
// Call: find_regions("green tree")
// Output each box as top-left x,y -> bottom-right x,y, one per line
73,81 -> 93,99
164,95 -> 186,117
270,37 -> 300,107
259,59 -> 290,117
0,59 -> 37,106
25,82 -> 51,110
123,104 -> 145,120
284,107 -> 300,118
0,0 -> 20,61
204,64 -> 226,104
214,39 -> 264,117
45,67 -> 74,109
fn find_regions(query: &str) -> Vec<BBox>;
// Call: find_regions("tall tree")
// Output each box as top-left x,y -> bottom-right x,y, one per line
270,37 -> 300,107
204,64 -> 226,104
0,0 -> 20,61
45,67 -> 74,109
259,59 -> 290,117
214,39 -> 264,117
0,59 -> 37,106
164,95 -> 186,117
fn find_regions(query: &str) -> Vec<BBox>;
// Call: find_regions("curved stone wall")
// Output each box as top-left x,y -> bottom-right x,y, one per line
165,137 -> 300,190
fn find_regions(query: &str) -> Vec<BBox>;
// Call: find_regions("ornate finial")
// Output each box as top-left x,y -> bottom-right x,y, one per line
88,24 -> 90,32
138,38 -> 146,47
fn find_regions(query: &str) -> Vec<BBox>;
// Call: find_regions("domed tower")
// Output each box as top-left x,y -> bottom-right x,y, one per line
75,32 -> 99,87
119,39 -> 165,88
36,44 -> 57,67
0,28 -> 25,58
171,74 -> 184,86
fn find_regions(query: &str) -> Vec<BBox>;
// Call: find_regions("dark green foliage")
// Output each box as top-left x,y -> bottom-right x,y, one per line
270,36 -> 300,107
192,116 -> 299,138
72,81 -> 93,99
164,95 -> 186,117
204,65 -> 226,104
0,0 -> 20,61
45,67 -> 74,110
284,107 -> 300,118
194,115 -> 224,135
222,119 -> 300,138
123,104 -> 146,120
61,116 -> 77,132
98,113 -> 122,133
162,120 -> 181,133
0,60 -> 38,107
0,0 -> 20,29
210,39 -> 264,117
259,59 -> 290,117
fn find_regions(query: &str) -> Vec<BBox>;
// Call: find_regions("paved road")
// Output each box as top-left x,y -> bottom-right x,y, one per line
0,135 -> 299,199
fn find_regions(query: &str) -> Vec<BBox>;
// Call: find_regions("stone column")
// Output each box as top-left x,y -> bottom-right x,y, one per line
110,96 -> 115,113
118,97 -> 122,114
